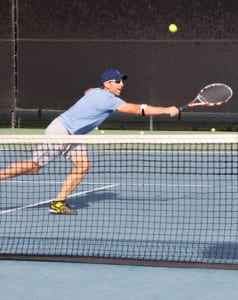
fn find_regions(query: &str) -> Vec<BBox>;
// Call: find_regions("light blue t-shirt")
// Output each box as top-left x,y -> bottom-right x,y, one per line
59,88 -> 125,134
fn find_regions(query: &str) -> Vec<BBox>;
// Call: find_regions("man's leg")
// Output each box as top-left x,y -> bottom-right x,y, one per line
49,154 -> 90,214
0,159 -> 41,180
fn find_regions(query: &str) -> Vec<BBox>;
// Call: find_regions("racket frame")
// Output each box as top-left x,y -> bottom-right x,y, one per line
180,83 -> 233,112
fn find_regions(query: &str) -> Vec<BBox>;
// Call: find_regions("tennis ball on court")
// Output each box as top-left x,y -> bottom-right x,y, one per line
95,127 -> 99,130
140,131 -> 144,135
169,24 -> 178,33
100,130 -> 105,134
211,128 -> 216,132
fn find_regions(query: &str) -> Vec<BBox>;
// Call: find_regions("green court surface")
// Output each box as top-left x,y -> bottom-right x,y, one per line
0,128 -> 233,135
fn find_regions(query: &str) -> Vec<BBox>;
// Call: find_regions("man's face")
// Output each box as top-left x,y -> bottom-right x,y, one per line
103,79 -> 125,96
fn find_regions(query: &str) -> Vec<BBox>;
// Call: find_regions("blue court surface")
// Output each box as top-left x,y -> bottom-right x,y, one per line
0,260 -> 238,300
1,139 -> 238,300
1,147 -> 238,264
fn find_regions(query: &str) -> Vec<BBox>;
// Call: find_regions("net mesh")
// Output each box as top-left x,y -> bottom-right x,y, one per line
0,134 -> 238,267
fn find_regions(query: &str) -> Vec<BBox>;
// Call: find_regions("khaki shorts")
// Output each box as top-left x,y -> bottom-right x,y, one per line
32,118 -> 87,167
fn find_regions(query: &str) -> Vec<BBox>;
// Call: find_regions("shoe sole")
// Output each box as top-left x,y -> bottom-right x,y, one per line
48,208 -> 58,214
48,208 -> 77,215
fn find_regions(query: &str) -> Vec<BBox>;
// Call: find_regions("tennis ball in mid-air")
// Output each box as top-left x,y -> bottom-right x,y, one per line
140,131 -> 144,135
211,128 -> 216,132
100,130 -> 105,134
169,24 -> 178,33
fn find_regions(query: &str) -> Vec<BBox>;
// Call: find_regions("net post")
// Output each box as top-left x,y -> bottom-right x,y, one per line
11,0 -> 18,128
149,115 -> 153,131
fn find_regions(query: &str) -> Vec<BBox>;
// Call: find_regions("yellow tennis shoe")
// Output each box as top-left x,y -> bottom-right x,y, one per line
49,201 -> 77,215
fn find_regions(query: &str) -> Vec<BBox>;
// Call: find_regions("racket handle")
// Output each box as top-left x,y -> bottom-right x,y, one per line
179,105 -> 188,112
178,105 -> 187,121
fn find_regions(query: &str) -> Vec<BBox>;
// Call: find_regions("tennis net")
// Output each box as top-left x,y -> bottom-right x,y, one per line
0,134 -> 238,268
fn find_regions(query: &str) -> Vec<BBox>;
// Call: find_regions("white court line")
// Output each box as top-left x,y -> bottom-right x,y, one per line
4,180 -> 119,185
0,183 -> 119,215
3,180 -> 233,189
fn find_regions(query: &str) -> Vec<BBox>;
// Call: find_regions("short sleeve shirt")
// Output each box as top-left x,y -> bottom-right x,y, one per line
59,88 -> 125,134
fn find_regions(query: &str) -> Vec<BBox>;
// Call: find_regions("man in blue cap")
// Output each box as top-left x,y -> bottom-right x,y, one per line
0,68 -> 179,214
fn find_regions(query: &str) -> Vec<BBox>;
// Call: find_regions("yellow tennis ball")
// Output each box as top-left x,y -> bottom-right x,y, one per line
211,128 -> 216,132
169,24 -> 178,33
100,130 -> 105,134
95,127 -> 98,130
140,131 -> 144,135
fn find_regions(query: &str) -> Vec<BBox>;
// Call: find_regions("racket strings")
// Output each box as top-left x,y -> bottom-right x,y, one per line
199,85 -> 232,103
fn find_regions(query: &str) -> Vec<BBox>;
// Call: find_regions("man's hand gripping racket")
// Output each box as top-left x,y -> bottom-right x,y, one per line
179,83 -> 233,118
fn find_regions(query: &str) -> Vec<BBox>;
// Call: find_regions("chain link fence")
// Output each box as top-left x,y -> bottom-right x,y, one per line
0,109 -> 238,131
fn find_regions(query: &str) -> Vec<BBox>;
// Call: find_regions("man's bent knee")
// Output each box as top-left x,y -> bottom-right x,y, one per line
31,162 -> 42,174
75,161 -> 90,175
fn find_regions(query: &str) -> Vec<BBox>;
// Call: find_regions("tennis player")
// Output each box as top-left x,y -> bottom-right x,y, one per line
0,68 -> 179,215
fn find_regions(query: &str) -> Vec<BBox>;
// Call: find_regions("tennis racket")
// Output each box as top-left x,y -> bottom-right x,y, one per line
179,83 -> 233,112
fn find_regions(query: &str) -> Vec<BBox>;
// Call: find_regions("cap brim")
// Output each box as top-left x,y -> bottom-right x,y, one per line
121,74 -> 128,80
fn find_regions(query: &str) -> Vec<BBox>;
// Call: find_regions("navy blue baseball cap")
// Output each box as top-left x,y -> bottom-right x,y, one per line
101,68 -> 128,84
